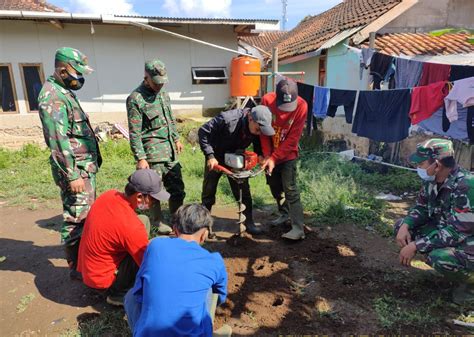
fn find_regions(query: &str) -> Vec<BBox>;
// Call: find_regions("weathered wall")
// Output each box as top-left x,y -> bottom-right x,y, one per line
381,0 -> 474,33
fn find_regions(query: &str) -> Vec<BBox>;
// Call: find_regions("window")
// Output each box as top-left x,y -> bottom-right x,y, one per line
318,56 -> 326,87
192,67 -> 228,85
0,64 -> 18,113
19,63 -> 45,112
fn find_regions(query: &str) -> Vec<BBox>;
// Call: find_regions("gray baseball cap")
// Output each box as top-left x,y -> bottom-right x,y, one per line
250,105 -> 275,136
128,169 -> 170,201
276,79 -> 298,112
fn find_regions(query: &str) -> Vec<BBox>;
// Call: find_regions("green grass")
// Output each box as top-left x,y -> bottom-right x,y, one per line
0,124 -> 420,236
60,310 -> 131,337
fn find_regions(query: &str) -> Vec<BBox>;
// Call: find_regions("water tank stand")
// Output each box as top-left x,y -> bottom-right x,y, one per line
228,96 -> 258,110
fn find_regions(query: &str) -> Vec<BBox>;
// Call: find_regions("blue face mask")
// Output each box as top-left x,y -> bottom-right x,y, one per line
417,167 -> 435,182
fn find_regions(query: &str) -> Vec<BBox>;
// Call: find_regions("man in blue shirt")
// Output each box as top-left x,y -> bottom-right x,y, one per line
124,204 -> 229,336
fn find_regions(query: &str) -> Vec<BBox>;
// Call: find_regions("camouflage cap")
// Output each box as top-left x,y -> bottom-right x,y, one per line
55,47 -> 94,75
409,138 -> 454,164
145,59 -> 169,84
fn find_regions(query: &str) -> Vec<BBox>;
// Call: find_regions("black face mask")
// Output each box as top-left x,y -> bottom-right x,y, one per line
63,70 -> 85,91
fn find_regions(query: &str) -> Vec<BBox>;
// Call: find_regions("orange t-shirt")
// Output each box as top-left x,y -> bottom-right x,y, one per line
78,190 -> 148,289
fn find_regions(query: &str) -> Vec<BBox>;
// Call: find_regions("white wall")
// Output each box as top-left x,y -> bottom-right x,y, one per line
0,19 -> 237,122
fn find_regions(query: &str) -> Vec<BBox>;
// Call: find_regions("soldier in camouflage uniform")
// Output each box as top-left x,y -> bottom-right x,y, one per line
127,59 -> 185,233
38,47 -> 101,278
394,138 -> 474,305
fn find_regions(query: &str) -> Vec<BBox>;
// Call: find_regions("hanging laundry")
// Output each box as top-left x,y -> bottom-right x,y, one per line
467,107 -> 474,144
297,82 -> 317,136
352,89 -> 411,142
326,88 -> 357,124
449,65 -> 474,82
370,52 -> 394,90
445,77 -> 474,122
313,86 -> 330,119
395,58 -> 423,89
360,47 -> 375,80
442,107 -> 451,132
418,103 -> 469,141
418,62 -> 451,86
409,81 -> 448,124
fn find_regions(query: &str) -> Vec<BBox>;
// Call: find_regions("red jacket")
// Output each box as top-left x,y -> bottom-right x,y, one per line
260,92 -> 308,164
78,190 -> 149,289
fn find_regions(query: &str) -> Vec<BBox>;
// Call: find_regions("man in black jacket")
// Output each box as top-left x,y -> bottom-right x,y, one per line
198,106 -> 275,235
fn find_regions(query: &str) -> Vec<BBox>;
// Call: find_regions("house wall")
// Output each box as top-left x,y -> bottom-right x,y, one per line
0,20 -> 237,147
381,0 -> 474,33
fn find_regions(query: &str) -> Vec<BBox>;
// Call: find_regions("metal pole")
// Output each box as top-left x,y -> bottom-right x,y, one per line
129,21 -> 258,59
272,47 -> 279,92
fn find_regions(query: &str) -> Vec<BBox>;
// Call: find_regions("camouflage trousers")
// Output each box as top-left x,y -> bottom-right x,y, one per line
149,161 -> 185,224
395,219 -> 474,281
51,163 -> 96,244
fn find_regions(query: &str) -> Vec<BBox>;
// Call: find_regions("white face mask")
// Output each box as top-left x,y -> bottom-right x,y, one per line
137,196 -> 150,211
417,167 -> 435,182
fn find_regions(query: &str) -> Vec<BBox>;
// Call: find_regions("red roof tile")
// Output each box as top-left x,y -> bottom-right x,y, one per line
372,32 -> 474,56
276,0 -> 402,60
240,31 -> 288,54
0,0 -> 64,12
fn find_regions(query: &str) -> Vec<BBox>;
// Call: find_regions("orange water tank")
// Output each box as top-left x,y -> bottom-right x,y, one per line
230,56 -> 261,97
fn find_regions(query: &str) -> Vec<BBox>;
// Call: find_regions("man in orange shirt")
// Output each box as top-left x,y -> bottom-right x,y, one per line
261,79 -> 308,240
78,169 -> 170,306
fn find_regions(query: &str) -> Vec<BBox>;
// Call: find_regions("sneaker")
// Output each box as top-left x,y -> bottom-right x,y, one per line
281,227 -> 305,240
154,222 -> 173,235
106,294 -> 124,307
269,214 -> 290,227
245,222 -> 264,235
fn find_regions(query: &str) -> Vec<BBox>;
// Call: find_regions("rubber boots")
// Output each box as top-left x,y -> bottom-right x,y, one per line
269,214 -> 290,227
245,222 -> 263,235
281,224 -> 305,240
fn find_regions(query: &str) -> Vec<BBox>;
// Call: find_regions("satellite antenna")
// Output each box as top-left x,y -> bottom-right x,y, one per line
281,0 -> 288,30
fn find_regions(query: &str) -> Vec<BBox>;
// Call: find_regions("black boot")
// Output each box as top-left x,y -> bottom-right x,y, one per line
245,222 -> 264,235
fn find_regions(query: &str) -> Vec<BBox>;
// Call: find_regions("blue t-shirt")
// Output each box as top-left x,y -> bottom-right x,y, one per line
130,237 -> 227,337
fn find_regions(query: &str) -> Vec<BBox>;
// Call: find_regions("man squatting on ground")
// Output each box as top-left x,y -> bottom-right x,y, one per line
124,204 -> 230,336
127,59 -> 185,234
260,79 -> 308,240
395,138 -> 474,305
78,169 -> 170,306
38,47 -> 101,279
198,105 -> 275,235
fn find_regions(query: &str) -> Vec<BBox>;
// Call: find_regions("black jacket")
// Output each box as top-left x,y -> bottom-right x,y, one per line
198,108 -> 261,162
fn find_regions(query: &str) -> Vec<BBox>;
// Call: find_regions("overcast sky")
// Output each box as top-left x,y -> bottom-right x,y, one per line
48,0 -> 343,30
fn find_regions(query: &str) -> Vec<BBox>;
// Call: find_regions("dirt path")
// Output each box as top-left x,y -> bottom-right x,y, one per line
0,202 -> 468,336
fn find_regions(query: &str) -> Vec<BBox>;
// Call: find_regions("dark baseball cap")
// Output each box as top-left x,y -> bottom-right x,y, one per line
276,79 -> 298,112
250,105 -> 275,136
128,169 -> 170,201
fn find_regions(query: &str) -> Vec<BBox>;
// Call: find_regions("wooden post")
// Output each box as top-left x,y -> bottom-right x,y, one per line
272,47 -> 279,92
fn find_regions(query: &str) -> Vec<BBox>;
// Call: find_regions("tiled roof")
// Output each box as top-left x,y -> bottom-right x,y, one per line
372,32 -> 474,56
240,31 -> 288,54
0,0 -> 64,12
276,0 -> 402,60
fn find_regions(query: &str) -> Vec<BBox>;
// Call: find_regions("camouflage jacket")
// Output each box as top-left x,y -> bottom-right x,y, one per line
126,83 -> 179,163
38,76 -> 101,181
404,166 -> 474,253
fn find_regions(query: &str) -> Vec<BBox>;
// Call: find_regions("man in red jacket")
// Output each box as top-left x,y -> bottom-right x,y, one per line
261,79 -> 307,240
78,169 -> 170,306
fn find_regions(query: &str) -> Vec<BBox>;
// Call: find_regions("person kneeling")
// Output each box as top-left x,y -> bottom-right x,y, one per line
77,169 -> 170,306
124,204 -> 230,337
395,139 -> 474,305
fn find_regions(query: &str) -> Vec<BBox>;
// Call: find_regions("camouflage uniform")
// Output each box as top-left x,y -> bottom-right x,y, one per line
38,47 -> 101,269
395,139 -> 474,281
126,59 -> 185,221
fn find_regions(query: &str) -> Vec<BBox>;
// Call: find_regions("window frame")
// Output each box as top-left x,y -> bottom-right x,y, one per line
0,63 -> 19,114
19,62 -> 45,113
191,67 -> 228,85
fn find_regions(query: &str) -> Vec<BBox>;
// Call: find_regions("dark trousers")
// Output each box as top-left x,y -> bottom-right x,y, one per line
266,159 -> 304,227
201,164 -> 254,225
150,162 -> 186,223
108,215 -> 150,296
